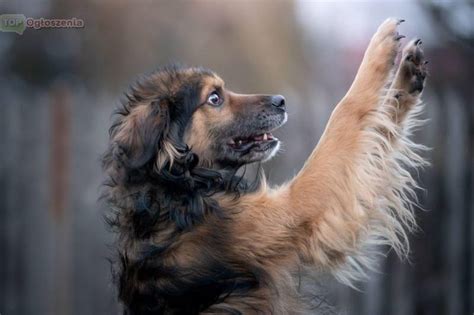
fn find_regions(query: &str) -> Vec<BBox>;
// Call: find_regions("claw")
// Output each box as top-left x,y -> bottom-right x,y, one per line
414,38 -> 422,45
423,60 -> 429,65
395,34 -> 406,41
397,19 -> 405,25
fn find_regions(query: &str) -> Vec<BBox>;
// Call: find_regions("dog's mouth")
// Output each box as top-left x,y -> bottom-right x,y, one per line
214,111 -> 287,165
227,132 -> 278,152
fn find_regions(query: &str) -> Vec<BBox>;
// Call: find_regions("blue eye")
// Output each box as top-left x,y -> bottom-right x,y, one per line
207,91 -> 222,106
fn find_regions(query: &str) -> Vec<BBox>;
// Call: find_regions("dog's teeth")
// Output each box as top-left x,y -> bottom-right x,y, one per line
229,139 -> 235,145
238,140 -> 242,145
263,133 -> 268,141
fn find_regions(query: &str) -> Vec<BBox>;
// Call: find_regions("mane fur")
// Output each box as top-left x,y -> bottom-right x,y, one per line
101,65 -> 266,314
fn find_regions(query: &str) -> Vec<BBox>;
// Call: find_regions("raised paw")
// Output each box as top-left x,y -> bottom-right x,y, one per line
397,38 -> 428,94
373,18 -> 405,42
360,18 -> 406,86
368,18 -> 405,62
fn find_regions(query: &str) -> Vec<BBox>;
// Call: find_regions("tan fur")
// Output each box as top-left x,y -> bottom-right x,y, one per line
214,18 -> 427,294
185,84 -> 268,164
114,104 -> 150,145
107,19 -> 428,314
199,75 -> 225,102
185,104 -> 233,163
156,140 -> 181,170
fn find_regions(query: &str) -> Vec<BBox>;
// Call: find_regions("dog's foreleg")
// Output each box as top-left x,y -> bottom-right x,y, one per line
282,19 -> 411,280
285,20 -> 430,284
225,19 -> 426,286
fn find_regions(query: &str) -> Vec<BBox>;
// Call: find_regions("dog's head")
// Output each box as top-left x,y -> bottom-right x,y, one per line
108,65 -> 287,174
184,70 -> 287,168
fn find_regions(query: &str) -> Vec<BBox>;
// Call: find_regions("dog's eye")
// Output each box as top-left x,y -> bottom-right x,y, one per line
207,91 -> 222,106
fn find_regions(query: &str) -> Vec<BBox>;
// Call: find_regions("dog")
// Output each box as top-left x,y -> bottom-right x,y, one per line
102,18 -> 428,314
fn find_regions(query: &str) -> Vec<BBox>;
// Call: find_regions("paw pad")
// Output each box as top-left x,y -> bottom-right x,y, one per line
401,38 -> 428,94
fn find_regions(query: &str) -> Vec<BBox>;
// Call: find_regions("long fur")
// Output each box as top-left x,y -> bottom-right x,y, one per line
102,19 -> 428,314
332,87 -> 428,286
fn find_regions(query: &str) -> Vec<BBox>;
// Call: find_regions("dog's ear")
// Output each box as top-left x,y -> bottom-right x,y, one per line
110,99 -> 178,171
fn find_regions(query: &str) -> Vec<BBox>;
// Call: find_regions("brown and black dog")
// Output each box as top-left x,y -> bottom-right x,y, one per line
103,19 -> 428,314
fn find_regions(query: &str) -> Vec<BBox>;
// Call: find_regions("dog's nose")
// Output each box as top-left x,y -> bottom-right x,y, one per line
271,95 -> 286,109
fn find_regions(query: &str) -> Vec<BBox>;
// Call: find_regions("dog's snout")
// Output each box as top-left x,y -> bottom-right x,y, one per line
271,95 -> 286,109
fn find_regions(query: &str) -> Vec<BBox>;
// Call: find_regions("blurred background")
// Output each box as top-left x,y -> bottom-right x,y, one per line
0,1 -> 472,314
